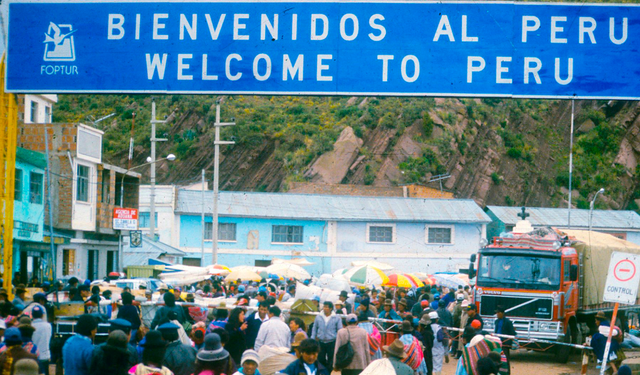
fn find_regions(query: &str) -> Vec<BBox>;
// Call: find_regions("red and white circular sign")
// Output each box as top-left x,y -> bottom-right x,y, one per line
614,259 -> 637,282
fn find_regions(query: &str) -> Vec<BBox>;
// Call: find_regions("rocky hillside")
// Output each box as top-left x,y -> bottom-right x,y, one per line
53,95 -> 640,211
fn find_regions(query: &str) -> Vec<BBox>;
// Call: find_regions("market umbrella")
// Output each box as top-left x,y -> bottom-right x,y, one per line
384,273 -> 420,288
258,270 -> 284,280
432,273 -> 468,289
208,264 -> 231,275
343,265 -> 389,286
404,273 -> 425,287
224,269 -> 262,282
332,268 -> 349,279
272,258 -> 315,266
265,263 -> 311,280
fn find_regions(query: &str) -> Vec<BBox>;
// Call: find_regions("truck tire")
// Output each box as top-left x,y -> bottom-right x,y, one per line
555,322 -> 575,363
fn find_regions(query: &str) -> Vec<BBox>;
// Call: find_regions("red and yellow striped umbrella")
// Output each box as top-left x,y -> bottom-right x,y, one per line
422,275 -> 438,286
404,274 -> 425,287
384,274 -> 421,288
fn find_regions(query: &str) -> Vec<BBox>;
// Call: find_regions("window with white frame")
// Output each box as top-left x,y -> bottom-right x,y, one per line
44,106 -> 52,123
367,224 -> 395,243
76,164 -> 90,202
426,225 -> 454,244
272,225 -> 303,244
30,101 -> 38,123
204,222 -> 237,241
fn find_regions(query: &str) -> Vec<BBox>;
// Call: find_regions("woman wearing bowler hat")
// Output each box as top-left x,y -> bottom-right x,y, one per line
194,333 -> 236,375
128,330 -> 173,375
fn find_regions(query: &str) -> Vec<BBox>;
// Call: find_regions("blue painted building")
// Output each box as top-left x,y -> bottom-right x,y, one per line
486,206 -> 640,245
13,147 -> 49,283
174,190 -> 491,275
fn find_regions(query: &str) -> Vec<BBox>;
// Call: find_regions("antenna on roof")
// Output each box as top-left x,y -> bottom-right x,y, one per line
428,174 -> 451,193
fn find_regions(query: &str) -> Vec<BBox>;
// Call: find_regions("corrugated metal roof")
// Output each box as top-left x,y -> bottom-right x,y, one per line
176,190 -> 491,223
123,236 -> 185,267
486,206 -> 640,230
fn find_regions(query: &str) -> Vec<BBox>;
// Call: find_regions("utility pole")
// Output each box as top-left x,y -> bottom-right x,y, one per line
149,100 -> 167,240
201,169 -> 205,266
212,100 -> 235,265
568,99 -> 575,228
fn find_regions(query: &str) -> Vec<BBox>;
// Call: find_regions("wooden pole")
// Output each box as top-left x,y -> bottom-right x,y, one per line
599,303 -> 619,375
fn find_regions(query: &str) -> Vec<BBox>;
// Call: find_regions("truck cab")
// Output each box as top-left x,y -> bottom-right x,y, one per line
474,219 -> 580,355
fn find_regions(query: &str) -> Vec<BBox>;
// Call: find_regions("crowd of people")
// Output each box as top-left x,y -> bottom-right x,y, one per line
5,273 -> 617,375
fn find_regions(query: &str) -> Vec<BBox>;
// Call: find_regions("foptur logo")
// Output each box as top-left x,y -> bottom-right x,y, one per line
43,22 -> 76,62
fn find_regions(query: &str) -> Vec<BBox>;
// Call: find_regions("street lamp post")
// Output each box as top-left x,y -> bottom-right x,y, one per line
588,188 -> 605,233
118,154 -> 175,272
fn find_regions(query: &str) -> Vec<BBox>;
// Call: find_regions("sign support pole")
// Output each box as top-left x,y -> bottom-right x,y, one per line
599,302 -> 619,375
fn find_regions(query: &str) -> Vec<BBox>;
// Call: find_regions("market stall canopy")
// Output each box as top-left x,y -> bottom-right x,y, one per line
384,273 -> 422,288
350,260 -> 396,271
332,268 -> 349,279
431,273 -> 469,289
225,269 -> 262,282
265,263 -> 311,280
208,264 -> 231,275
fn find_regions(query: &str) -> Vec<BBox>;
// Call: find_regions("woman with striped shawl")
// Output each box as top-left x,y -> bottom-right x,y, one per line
357,313 -> 382,360
399,321 -> 427,375
455,327 -> 508,375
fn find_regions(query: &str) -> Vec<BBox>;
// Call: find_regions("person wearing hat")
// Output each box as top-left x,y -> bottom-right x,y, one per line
356,297 -> 376,319
450,295 -> 465,358
30,305 -> 51,375
130,330 -> 173,375
417,315 -> 434,375
158,322 -> 196,375
397,319 -> 427,374
18,316 -> 38,356
357,312 -> 381,360
311,301 -> 342,370
494,306 -> 516,374
290,332 -> 308,357
333,313 -> 370,374
396,298 -> 409,317
62,277 -> 79,292
194,333 -> 234,375
232,349 -> 261,375
378,299 -> 400,321
465,304 -> 483,330
97,318 -> 139,368
338,291 -> 352,314
429,311 -> 448,375
89,330 -> 131,375
436,299 -> 453,329
382,339 -> 413,375
280,339 -> 330,375
62,314 -> 97,375
334,300 -> 347,316
14,358 -> 39,375
0,326 -> 37,374
12,287 -> 27,308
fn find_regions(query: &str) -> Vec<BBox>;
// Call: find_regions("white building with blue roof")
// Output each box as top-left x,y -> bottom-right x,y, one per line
138,188 -> 491,275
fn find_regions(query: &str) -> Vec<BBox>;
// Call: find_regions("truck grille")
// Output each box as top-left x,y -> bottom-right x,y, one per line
480,295 -> 553,320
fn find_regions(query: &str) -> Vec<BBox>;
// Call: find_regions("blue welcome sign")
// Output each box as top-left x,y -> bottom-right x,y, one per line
5,1 -> 640,98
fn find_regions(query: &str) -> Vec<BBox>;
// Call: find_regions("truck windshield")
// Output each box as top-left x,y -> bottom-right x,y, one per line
477,254 -> 561,290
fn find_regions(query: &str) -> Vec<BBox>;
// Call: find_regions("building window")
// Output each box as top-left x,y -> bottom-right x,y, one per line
272,225 -> 303,244
62,249 -> 75,276
204,222 -> 237,242
30,101 -> 38,123
44,106 -> 52,123
139,212 -> 158,228
426,225 -> 454,244
29,172 -> 43,204
107,251 -> 118,274
14,169 -> 22,201
367,224 -> 395,243
76,164 -> 89,202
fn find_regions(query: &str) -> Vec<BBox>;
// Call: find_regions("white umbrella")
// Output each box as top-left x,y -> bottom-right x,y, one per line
332,268 -> 349,279
224,269 -> 262,282
265,263 -> 311,280
350,260 -> 396,271
342,265 -> 389,287
360,359 -> 395,375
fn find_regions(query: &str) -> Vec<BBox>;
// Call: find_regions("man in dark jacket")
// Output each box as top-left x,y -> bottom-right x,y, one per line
158,322 -> 196,375
245,301 -> 269,349
280,339 -> 330,375
465,304 -> 484,329
494,306 -> 516,374
436,299 -> 453,328
93,319 -> 138,368
150,293 -> 187,329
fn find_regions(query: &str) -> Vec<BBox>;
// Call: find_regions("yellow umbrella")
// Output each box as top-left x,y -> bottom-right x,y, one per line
404,274 -> 425,287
